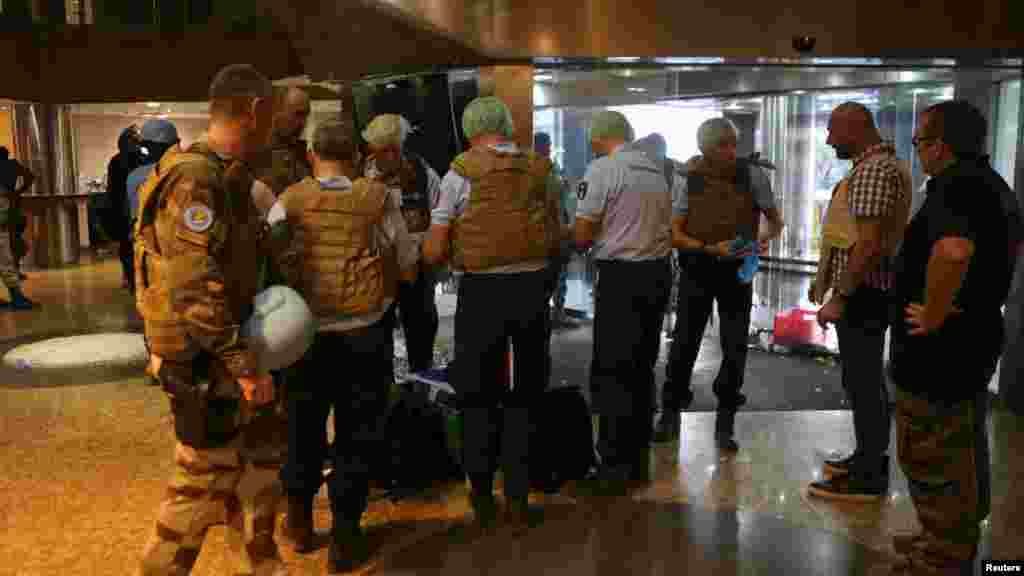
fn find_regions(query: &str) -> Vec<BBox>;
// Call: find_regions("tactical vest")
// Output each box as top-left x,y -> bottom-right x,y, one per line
278,176 -> 397,319
684,157 -> 758,245
395,153 -> 431,233
812,157 -> 912,301
821,159 -> 912,254
133,145 -> 264,366
449,147 -> 551,272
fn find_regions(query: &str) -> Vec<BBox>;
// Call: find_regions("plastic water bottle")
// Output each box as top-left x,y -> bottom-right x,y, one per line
730,231 -> 759,284
738,246 -> 759,284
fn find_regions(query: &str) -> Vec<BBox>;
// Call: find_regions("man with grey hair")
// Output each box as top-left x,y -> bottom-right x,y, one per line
424,96 -> 563,536
363,113 -> 442,374
656,116 -> 784,451
575,113 -> 678,493
268,118 -> 417,572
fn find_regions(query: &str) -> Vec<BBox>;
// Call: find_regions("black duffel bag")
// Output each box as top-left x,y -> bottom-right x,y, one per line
529,385 -> 597,493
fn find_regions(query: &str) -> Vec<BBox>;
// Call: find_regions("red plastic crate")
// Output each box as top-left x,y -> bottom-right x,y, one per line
773,308 -> 827,348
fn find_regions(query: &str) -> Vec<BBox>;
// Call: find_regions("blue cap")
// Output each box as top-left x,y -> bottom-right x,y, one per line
140,119 -> 179,144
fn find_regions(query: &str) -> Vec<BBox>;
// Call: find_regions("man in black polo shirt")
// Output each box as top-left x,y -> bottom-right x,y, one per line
888,100 -> 1022,575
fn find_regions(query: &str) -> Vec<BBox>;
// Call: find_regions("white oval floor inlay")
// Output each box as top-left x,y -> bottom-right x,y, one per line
3,333 -> 148,370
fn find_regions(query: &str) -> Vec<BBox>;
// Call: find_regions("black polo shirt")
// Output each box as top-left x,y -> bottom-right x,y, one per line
889,158 -> 1022,404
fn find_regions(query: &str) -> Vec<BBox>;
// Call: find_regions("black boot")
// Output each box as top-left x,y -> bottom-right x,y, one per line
715,409 -> 738,452
327,517 -> 369,574
504,495 -> 542,536
6,286 -> 35,310
468,488 -> 497,535
284,494 -> 314,553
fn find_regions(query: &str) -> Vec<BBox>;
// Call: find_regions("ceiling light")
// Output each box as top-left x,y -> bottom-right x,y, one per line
627,87 -> 647,93
607,57 -> 641,63
793,90 -> 807,95
534,74 -> 553,82
385,83 -> 397,89
146,102 -> 161,108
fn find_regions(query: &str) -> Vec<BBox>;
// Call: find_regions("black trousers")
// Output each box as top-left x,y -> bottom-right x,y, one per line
664,252 -> 752,414
837,288 -> 892,476
452,268 -> 549,501
397,268 -> 439,373
119,236 -> 134,286
280,317 -> 394,528
590,258 -> 671,470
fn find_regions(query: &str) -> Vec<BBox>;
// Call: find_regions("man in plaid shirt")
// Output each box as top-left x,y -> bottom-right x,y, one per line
807,102 -> 912,502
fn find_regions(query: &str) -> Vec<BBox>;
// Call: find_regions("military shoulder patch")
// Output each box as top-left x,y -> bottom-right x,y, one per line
182,204 -> 214,233
577,181 -> 588,200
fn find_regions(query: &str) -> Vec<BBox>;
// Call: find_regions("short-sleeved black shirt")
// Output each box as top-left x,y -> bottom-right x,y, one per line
889,158 -> 1022,403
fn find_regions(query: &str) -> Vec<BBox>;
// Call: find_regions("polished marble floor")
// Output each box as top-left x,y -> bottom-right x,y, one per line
0,254 -> 1021,575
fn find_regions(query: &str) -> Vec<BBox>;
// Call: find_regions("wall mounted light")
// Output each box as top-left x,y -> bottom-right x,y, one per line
146,102 -> 161,108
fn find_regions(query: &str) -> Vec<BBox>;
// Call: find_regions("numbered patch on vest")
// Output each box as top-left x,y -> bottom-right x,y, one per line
577,181 -> 588,200
182,204 -> 214,233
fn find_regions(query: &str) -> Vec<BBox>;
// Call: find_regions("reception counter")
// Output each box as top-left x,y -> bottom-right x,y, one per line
19,193 -> 96,269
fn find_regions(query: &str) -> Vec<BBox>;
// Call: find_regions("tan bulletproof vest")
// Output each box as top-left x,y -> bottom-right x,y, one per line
821,158 -> 912,256
449,147 -> 550,272
812,157 -> 912,300
684,157 -> 760,245
279,177 -> 396,319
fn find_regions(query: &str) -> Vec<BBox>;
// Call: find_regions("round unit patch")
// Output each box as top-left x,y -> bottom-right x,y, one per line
183,204 -> 214,233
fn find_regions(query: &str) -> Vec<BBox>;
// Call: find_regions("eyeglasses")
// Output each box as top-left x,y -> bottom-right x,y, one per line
912,136 -> 938,148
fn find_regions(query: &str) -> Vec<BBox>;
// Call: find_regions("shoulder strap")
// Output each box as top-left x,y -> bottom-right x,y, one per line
735,158 -> 753,197
663,159 -> 674,191
352,177 -> 389,218
409,153 -> 430,208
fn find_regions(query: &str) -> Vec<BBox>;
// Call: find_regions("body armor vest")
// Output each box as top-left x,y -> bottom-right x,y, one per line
684,157 -> 759,245
278,177 -> 397,319
133,145 -> 264,366
449,147 -> 551,272
813,158 -> 912,300
396,153 -> 431,233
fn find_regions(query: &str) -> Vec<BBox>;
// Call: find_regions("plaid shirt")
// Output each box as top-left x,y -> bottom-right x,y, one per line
826,141 -> 904,292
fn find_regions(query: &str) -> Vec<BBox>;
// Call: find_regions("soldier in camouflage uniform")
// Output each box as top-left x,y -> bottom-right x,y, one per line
251,85 -> 313,476
255,86 -> 312,198
135,64 -> 287,576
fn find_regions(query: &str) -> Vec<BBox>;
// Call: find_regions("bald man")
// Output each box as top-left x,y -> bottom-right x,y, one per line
256,86 -> 313,197
807,102 -> 912,503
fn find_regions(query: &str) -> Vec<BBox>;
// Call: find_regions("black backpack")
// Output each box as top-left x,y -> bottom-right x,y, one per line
377,379 -> 462,499
529,386 -> 597,493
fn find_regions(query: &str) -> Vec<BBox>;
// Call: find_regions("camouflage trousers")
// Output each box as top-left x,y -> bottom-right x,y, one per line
0,224 -> 20,289
137,437 -> 287,576
895,387 -> 990,572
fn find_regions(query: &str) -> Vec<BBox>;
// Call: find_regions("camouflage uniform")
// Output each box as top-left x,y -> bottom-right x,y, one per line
255,137 -> 312,199
134,143 -> 286,576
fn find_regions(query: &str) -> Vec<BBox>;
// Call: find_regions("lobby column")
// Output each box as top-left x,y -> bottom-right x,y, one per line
478,65 -> 534,150
1000,73 -> 1024,415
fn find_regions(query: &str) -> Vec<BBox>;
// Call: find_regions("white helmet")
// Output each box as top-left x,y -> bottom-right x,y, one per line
242,285 -> 316,372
